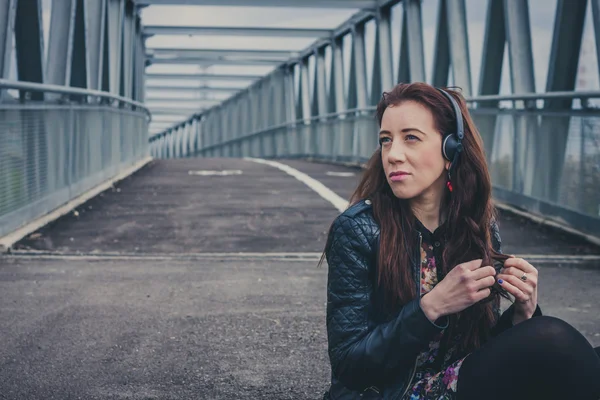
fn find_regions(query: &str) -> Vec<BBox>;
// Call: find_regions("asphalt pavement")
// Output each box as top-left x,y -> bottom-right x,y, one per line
1,158 -> 599,399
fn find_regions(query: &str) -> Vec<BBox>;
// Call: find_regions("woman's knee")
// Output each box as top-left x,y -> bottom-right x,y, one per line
519,316 -> 588,353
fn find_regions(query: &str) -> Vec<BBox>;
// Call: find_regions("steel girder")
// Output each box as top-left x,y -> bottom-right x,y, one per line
534,0 -> 589,202
86,0 -> 106,91
146,85 -> 244,93
0,0 -> 16,79
147,48 -> 295,61
147,57 -> 285,66
143,25 -> 331,38
145,73 -> 261,81
136,0 -> 376,8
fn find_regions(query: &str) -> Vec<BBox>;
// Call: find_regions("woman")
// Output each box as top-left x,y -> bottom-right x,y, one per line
321,82 -> 600,400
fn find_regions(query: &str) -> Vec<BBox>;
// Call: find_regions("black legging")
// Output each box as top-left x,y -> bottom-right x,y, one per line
457,316 -> 600,400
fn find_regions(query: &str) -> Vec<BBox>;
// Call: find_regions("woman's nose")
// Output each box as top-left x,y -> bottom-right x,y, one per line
387,142 -> 407,163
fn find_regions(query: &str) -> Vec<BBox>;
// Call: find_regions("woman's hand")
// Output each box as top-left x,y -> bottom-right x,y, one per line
497,256 -> 538,325
421,259 -> 497,321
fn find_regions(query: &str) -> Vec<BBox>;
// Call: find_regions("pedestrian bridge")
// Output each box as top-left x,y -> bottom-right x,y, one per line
0,0 -> 599,398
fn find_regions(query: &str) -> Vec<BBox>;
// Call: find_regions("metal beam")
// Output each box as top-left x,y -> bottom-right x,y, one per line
398,8 -> 410,83
405,0 -> 425,82
376,6 -> 393,93
474,0 -> 504,165
145,73 -> 261,81
145,85 -> 244,92
446,0 -> 472,95
351,23 -> 368,109
134,17 -> 145,101
592,0 -> 600,81
143,25 -> 331,38
147,57 -> 284,66
504,0 -> 536,197
136,0 -> 376,8
0,0 -> 16,79
145,96 -> 224,102
107,0 -> 124,94
504,0 -> 535,94
534,0 -> 588,202
314,46 -> 328,117
121,0 -> 136,98
150,108 -> 205,115
86,0 -> 106,90
431,0 -> 450,87
329,36 -> 346,113
478,0 -> 505,96
46,0 -> 77,87
545,0 -> 587,102
147,48 -> 296,59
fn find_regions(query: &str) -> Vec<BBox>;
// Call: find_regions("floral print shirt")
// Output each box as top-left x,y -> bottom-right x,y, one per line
401,221 -> 468,400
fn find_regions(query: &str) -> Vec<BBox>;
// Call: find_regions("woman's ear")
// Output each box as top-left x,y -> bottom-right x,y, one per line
445,160 -> 451,171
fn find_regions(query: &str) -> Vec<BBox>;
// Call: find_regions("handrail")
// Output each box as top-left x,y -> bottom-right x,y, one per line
466,90 -> 600,103
0,79 -> 149,114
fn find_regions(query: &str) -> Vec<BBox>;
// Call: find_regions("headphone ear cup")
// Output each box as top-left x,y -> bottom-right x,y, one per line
442,134 -> 459,161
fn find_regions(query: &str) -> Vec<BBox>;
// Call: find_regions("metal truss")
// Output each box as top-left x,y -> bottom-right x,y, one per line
0,0 -> 144,101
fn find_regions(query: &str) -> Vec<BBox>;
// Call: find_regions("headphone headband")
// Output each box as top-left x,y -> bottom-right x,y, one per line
437,88 -> 464,141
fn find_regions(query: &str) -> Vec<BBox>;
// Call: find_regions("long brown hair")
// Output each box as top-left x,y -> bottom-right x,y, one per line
321,82 -> 511,354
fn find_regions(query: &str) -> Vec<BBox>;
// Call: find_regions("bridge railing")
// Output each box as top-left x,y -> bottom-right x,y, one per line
165,91 -> 599,239
0,80 -> 150,239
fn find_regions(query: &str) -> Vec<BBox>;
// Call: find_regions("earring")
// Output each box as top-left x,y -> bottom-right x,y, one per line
446,172 -> 453,192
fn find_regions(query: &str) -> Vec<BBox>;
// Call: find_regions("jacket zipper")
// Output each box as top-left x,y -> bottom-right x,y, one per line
395,232 -> 422,400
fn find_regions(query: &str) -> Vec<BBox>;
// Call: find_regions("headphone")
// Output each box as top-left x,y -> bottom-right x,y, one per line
436,88 -> 464,171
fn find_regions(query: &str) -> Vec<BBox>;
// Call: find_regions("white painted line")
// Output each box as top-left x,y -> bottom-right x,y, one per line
4,250 -> 598,265
516,254 -> 600,261
9,250 -> 322,258
0,157 -> 153,254
188,170 -> 243,176
326,171 -> 355,177
4,251 -> 324,262
244,157 -> 349,212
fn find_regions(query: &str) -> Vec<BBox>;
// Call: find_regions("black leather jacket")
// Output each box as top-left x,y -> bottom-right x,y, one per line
324,199 -> 542,400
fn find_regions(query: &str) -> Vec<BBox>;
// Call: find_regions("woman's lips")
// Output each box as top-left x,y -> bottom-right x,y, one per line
389,172 -> 410,182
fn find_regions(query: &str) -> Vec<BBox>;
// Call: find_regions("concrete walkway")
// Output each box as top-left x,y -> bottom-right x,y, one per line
1,158 -> 599,399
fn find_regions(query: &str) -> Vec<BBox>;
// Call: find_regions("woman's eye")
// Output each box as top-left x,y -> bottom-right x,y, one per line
406,134 -> 420,141
378,137 -> 391,145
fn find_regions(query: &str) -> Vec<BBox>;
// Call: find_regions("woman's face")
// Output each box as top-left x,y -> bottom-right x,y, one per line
379,101 -> 450,200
